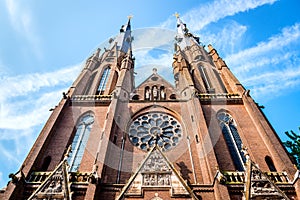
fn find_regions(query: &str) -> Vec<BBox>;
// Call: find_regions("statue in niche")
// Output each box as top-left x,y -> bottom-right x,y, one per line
44,181 -> 56,193
53,181 -> 62,193
165,174 -> 170,185
143,174 -> 150,185
158,175 -> 164,185
153,86 -> 158,100
150,174 -> 156,185
160,88 -> 165,99
145,88 -> 151,100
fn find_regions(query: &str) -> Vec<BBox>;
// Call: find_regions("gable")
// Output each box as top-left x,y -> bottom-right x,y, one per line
116,146 -> 198,199
27,160 -> 71,200
132,68 -> 178,101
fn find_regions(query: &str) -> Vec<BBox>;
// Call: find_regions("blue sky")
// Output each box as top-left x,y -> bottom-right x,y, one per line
1,0 -> 300,188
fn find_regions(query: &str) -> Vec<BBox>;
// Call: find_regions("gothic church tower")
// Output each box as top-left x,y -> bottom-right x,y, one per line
1,16 -> 299,200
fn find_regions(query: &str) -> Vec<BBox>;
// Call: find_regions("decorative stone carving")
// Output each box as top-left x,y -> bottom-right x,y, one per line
141,149 -> 172,187
117,147 -> 196,199
248,164 -> 289,200
142,173 -> 171,186
250,169 -> 282,198
28,160 -> 71,200
141,151 -> 171,173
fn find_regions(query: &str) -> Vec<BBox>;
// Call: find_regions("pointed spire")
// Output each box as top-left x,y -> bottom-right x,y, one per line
126,14 -> 133,31
111,16 -> 133,53
174,13 -> 200,49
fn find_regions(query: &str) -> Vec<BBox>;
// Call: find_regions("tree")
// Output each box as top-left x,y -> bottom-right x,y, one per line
283,127 -> 300,169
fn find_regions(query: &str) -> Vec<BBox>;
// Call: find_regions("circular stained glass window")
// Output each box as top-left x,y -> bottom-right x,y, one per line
128,112 -> 182,151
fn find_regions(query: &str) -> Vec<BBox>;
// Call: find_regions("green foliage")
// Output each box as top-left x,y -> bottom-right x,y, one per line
283,127 -> 300,169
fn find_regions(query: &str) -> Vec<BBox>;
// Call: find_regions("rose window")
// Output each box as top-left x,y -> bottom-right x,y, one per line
128,112 -> 182,151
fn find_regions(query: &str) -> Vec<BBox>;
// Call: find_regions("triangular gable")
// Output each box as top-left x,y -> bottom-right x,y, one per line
245,161 -> 290,200
135,70 -> 175,90
28,160 -> 71,200
116,146 -> 198,199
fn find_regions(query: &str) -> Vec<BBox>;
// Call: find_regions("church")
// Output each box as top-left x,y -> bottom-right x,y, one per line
1,15 -> 299,200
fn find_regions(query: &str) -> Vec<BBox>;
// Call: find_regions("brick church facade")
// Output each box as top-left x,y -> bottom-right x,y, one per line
1,16 -> 300,199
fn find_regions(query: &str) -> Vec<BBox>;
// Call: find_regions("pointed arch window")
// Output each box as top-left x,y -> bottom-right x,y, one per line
217,112 -> 246,171
68,112 -> 94,172
212,68 -> 227,93
97,67 -> 111,95
265,156 -> 277,172
41,156 -> 52,171
83,72 -> 96,95
198,65 -> 212,92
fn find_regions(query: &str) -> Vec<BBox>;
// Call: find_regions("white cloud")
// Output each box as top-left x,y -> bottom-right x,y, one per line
133,28 -> 175,52
221,23 -> 300,101
0,63 -> 81,130
0,89 -> 66,130
0,63 -> 82,187
200,20 -> 247,55
244,66 -> 300,86
4,0 -> 41,57
161,0 -> 277,31
134,50 -> 174,85
226,23 -> 300,71
0,64 -> 81,100
183,0 -> 277,31
0,144 -> 20,165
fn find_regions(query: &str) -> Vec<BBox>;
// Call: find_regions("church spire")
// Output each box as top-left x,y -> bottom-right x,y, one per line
110,16 -> 133,53
174,13 -> 200,50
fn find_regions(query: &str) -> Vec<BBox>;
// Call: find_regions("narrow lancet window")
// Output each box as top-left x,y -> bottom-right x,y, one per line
97,67 -> 111,95
265,156 -> 277,172
83,72 -> 96,95
217,111 -> 246,171
199,65 -> 211,92
68,112 -> 94,172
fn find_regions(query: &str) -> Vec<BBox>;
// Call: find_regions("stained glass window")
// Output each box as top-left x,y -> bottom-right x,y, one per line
217,112 -> 245,171
68,112 -> 94,172
97,67 -> 111,95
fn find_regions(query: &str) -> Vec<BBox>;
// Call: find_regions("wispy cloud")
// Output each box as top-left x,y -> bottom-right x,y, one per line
4,0 -> 41,57
0,89 -> 65,130
201,20 -> 248,55
0,63 -> 81,130
0,142 -> 22,164
185,0 -> 277,31
0,64 -> 81,100
134,49 -> 174,85
244,67 -> 300,98
133,28 -> 175,52
0,63 -> 82,186
226,23 -> 300,72
161,0 -> 277,31
132,28 -> 175,85
222,23 -> 300,101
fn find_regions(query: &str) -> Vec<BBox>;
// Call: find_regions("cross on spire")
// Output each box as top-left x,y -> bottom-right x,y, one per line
174,12 -> 180,19
127,14 -> 133,20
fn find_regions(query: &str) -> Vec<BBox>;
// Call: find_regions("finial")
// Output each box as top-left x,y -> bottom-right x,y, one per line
174,12 -> 180,19
64,145 -> 72,160
127,14 -> 133,20
152,68 -> 157,74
